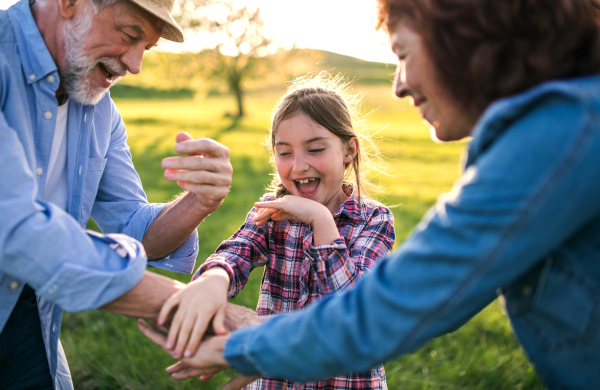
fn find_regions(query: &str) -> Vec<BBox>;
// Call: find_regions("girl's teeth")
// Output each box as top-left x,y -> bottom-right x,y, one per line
297,178 -> 316,184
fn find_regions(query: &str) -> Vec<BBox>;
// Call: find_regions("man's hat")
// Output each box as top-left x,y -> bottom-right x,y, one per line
128,0 -> 184,42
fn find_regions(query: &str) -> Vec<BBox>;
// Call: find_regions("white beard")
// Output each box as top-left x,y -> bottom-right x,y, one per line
61,5 -> 127,105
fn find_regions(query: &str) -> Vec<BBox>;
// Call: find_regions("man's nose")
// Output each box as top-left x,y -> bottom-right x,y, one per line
120,45 -> 145,74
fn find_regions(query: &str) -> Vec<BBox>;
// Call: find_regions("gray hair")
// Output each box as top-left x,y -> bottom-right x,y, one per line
31,0 -> 121,13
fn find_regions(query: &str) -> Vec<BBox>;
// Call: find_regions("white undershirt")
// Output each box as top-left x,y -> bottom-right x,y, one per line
44,100 -> 69,211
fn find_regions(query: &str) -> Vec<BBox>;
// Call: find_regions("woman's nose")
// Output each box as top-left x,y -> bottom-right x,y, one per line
393,63 -> 410,98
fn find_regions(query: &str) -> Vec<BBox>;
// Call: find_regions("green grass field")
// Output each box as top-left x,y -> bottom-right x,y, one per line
61,84 -> 546,389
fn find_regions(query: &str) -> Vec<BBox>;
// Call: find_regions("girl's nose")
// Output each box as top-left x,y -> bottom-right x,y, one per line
292,155 -> 310,173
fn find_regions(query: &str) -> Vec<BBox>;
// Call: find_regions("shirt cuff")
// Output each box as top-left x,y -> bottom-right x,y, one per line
304,237 -> 346,263
224,325 -> 264,376
194,260 -> 237,298
147,229 -> 198,274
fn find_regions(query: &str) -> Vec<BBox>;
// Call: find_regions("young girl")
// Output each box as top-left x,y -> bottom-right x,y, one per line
159,73 -> 395,389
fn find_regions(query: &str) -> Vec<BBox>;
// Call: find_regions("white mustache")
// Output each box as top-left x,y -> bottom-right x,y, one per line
98,57 -> 127,78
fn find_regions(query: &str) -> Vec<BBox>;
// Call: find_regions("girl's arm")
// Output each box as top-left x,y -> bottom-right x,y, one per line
306,206 -> 395,294
157,206 -> 271,359
254,196 -> 395,294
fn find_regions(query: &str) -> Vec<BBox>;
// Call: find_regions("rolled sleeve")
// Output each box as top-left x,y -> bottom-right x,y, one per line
91,106 -> 197,274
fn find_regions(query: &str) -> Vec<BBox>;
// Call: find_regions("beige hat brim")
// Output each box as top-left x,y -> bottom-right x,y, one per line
128,0 -> 184,43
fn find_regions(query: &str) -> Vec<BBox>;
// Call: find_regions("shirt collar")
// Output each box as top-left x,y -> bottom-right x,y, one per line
332,183 -> 370,221
8,0 -> 58,84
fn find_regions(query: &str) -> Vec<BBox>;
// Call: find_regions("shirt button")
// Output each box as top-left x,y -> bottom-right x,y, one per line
9,281 -> 19,290
29,74 -> 35,81
47,75 -> 56,83
44,111 -> 53,120
48,285 -> 57,294
36,167 -> 43,175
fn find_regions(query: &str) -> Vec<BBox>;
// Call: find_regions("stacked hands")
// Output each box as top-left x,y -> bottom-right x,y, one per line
139,191 -> 338,388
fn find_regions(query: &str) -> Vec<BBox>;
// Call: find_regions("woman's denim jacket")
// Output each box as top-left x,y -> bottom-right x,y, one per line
224,75 -> 600,390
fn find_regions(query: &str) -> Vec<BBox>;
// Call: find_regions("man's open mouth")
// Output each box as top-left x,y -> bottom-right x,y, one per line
99,63 -> 116,81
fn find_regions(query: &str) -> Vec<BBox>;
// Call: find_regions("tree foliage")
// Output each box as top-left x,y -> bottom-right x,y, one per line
174,0 -> 276,117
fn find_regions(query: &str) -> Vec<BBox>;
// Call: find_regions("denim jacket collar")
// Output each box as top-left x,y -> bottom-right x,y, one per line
465,74 -> 600,170
8,0 -> 58,84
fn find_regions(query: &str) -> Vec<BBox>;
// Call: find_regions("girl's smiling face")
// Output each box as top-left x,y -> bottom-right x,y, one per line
274,111 -> 358,213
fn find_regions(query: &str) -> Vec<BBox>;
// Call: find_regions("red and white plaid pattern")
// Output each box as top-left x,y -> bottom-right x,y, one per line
194,191 -> 395,389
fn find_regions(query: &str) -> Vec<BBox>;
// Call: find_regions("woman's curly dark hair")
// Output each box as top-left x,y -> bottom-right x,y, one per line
377,0 -> 600,116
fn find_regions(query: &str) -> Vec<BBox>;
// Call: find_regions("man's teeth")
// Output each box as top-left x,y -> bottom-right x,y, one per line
296,178 -> 317,184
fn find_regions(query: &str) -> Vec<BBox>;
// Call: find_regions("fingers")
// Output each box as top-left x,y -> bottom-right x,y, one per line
173,310 -> 199,359
164,169 -> 232,187
223,375 -> 261,390
137,319 -> 168,349
253,208 -> 278,226
175,132 -> 194,144
174,138 -> 230,158
166,303 -> 186,352
211,305 -> 228,335
162,155 -> 231,174
158,294 -> 179,326
183,315 -> 211,358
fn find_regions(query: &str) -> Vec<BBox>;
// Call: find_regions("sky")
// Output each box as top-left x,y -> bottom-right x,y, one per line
0,0 -> 398,64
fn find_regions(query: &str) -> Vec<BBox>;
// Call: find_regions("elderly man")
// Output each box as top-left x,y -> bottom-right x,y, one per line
0,0 -> 234,388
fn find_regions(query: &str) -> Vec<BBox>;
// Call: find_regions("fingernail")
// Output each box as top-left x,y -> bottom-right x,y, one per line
166,341 -> 172,349
175,144 -> 185,153
184,349 -> 191,357
162,159 -> 172,168
172,351 -> 179,358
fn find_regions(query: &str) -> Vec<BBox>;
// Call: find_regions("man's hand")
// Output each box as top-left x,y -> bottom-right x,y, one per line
162,132 -> 232,215
99,271 -> 185,320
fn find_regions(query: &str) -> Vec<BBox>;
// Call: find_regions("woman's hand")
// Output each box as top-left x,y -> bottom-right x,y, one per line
254,196 -> 341,246
157,267 -> 230,359
138,320 -> 260,387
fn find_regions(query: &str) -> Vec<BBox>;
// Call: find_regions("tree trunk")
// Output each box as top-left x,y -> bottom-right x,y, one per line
233,81 -> 244,117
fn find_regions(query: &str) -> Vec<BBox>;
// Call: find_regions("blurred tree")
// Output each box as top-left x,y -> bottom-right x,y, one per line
174,0 -> 276,117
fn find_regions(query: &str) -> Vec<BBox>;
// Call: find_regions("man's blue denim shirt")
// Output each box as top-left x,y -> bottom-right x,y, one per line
224,74 -> 600,390
0,1 -> 198,388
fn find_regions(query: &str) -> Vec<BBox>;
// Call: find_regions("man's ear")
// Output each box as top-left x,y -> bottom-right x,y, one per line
58,0 -> 82,19
343,137 -> 359,164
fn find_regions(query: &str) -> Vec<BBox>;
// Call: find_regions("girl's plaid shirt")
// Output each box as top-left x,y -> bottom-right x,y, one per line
194,192 -> 395,390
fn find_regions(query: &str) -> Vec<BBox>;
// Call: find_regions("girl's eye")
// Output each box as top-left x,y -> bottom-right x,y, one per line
309,148 -> 325,153
277,152 -> 291,157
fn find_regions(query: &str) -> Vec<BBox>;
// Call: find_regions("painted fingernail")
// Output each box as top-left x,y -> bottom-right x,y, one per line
184,349 -> 191,357
166,341 -> 172,349
172,351 -> 179,358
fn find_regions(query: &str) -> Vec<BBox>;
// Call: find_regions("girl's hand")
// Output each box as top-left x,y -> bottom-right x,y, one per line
157,268 -> 230,359
253,195 -> 327,227
254,195 -> 341,246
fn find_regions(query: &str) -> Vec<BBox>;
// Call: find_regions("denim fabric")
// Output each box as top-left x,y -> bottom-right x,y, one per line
224,74 -> 600,390
0,285 -> 54,390
0,1 -> 199,388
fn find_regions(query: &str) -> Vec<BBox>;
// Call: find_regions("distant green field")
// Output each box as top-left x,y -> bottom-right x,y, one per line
61,84 -> 545,389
